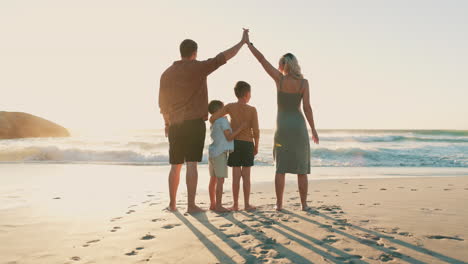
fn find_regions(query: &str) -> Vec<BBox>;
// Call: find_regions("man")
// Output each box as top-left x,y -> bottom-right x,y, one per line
159,29 -> 248,213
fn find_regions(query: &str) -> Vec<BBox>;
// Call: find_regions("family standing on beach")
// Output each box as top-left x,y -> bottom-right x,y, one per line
159,29 -> 319,213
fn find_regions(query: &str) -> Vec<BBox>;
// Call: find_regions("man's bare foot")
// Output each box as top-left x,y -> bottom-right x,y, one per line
275,204 -> 283,211
187,205 -> 205,214
214,206 -> 231,213
229,205 -> 239,211
167,203 -> 177,212
210,204 -> 216,210
245,205 -> 256,211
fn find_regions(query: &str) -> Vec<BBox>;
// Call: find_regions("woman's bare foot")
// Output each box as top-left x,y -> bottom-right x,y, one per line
214,206 -> 231,213
275,204 -> 283,211
229,205 -> 239,211
209,203 -> 216,210
187,205 -> 205,214
302,205 -> 312,211
168,203 -> 177,212
245,204 -> 256,211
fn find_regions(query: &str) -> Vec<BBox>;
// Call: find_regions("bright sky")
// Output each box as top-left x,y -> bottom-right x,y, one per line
1,0 -> 467,131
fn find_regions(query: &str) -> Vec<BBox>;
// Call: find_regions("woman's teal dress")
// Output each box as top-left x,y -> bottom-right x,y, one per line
274,78 -> 310,174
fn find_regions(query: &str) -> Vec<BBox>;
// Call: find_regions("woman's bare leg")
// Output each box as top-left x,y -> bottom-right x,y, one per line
298,174 -> 309,210
275,173 -> 286,211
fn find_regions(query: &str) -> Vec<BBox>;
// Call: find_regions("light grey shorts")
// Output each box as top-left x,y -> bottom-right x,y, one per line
209,152 -> 228,178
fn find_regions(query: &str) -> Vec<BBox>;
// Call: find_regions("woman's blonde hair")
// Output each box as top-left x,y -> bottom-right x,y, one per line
279,53 -> 303,79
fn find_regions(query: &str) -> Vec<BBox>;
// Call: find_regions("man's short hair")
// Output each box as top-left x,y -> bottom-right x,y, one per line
180,39 -> 198,58
234,81 -> 251,98
208,100 -> 224,114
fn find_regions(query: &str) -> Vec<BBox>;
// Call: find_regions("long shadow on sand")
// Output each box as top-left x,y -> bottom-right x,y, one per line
192,213 -> 258,263
173,211 -> 236,264
221,212 -> 313,264
242,211 -> 369,263
283,209 -> 466,264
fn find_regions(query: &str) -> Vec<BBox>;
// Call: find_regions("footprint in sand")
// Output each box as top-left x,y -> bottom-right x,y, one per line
126,210 -> 136,214
373,203 -> 381,205
220,223 -> 233,228
151,218 -> 166,222
322,235 -> 339,244
110,226 -> 121,232
411,189 -> 418,191
378,254 -> 394,262
443,188 -> 452,191
111,217 -> 122,222
82,239 -> 100,247
380,188 -> 387,191
141,234 -> 156,240
70,256 -> 81,261
352,191 -> 359,194
147,194 -> 155,197
398,232 -> 411,237
53,197 -> 61,200
125,250 -> 138,256
128,205 -> 137,208
162,223 -> 181,229
427,235 -> 464,241
149,202 -> 160,206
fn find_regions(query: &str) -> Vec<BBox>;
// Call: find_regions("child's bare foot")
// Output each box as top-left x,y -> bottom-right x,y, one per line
187,205 -> 205,214
245,204 -> 256,211
214,206 -> 231,213
229,205 -> 239,211
210,204 -> 216,210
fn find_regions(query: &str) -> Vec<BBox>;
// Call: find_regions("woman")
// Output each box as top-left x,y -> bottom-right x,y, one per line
245,31 -> 319,211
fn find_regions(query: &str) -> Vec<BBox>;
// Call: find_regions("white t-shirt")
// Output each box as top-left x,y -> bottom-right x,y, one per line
209,117 -> 234,158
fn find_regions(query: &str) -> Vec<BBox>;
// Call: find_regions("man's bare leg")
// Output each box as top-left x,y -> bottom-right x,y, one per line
209,176 -> 217,210
215,177 -> 230,212
230,167 -> 241,211
298,174 -> 310,211
168,164 -> 182,211
275,173 -> 286,211
186,162 -> 204,213
241,166 -> 256,211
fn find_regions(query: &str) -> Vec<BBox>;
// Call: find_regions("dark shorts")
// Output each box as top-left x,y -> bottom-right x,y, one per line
228,140 -> 254,167
168,119 -> 206,165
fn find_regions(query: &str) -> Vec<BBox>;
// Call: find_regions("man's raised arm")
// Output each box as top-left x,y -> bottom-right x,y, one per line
201,29 -> 248,75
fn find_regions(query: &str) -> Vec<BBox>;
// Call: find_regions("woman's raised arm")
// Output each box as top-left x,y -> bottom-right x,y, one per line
246,33 -> 282,82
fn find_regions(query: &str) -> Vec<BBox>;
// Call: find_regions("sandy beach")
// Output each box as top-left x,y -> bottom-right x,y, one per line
1,164 -> 467,264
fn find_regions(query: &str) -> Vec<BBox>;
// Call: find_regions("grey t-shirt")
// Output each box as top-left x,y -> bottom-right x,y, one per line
209,117 -> 234,158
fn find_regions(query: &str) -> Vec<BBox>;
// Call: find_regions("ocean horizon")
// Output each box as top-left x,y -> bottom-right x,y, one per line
1,129 -> 466,168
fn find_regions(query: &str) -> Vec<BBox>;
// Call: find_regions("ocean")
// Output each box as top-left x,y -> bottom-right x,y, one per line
1,129 -> 467,168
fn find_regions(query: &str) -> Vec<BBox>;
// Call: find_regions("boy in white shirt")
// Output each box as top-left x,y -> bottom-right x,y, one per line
208,100 -> 245,212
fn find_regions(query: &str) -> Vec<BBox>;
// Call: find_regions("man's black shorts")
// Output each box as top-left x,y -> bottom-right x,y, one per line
228,140 -> 254,167
168,119 -> 206,165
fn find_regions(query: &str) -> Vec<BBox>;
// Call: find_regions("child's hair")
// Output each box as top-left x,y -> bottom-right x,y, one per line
208,100 -> 224,114
234,81 -> 251,98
